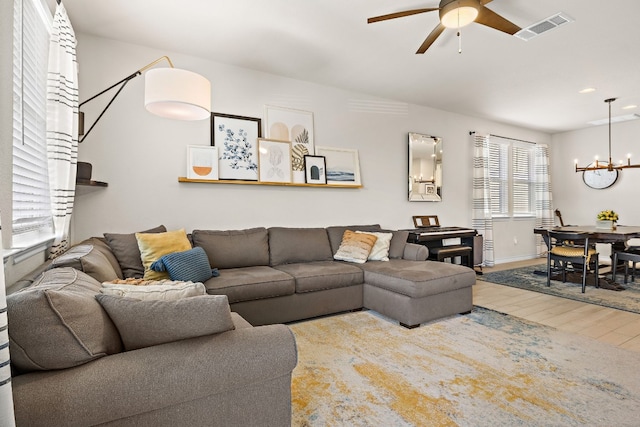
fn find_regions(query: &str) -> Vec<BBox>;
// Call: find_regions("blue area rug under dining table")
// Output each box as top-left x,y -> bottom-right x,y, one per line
479,264 -> 640,314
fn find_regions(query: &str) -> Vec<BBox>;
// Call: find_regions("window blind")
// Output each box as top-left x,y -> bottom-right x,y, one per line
512,144 -> 534,216
12,0 -> 53,240
488,141 -> 508,215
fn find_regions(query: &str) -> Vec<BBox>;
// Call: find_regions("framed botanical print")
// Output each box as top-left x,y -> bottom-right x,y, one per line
211,112 -> 261,181
187,145 -> 218,180
264,106 -> 314,177
314,146 -> 361,186
258,138 -> 292,183
304,155 -> 327,184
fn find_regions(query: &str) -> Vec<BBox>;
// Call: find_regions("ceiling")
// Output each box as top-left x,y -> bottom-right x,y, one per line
55,0 -> 640,134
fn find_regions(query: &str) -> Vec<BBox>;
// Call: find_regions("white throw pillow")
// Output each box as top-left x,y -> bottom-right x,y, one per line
357,231 -> 393,261
100,281 -> 206,300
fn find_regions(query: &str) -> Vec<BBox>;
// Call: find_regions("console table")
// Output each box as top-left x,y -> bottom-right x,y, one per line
405,227 -> 478,268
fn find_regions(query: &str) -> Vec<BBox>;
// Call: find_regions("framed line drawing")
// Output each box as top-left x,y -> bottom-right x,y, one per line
314,146 -> 361,186
258,138 -> 292,183
304,155 -> 327,184
187,145 -> 218,180
211,112 -> 261,181
264,106 -> 314,176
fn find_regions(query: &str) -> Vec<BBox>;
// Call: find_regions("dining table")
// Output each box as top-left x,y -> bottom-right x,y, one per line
534,225 -> 640,244
534,225 -> 640,290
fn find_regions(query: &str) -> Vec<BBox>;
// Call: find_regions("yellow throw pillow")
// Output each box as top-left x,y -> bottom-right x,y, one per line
135,229 -> 191,280
333,230 -> 378,264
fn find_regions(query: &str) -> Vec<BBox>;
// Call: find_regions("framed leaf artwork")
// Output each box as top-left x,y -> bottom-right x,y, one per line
211,112 -> 261,180
258,138 -> 292,183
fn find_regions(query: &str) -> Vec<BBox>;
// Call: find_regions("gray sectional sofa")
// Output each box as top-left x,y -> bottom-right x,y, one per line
7,223 -> 475,426
193,225 -> 475,328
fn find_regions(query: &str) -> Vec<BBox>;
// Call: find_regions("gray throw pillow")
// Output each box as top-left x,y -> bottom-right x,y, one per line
48,244 -> 119,282
96,294 -> 235,351
104,225 -> 166,278
7,268 -> 122,373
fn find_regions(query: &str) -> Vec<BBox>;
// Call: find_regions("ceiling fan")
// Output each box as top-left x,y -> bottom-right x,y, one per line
367,0 -> 521,53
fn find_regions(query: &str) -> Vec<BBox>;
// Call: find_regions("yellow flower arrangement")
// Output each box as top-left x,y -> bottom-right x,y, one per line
597,210 -> 619,221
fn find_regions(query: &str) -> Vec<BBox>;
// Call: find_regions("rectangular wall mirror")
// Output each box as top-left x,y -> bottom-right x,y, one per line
408,132 -> 442,201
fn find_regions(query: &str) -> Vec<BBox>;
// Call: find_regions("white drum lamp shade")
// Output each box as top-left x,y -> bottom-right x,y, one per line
144,68 -> 211,121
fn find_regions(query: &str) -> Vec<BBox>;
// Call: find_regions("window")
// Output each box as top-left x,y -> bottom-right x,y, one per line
9,0 -> 53,248
488,136 -> 535,218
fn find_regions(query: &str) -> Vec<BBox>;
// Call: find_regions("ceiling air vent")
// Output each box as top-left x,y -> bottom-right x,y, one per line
514,12 -> 574,41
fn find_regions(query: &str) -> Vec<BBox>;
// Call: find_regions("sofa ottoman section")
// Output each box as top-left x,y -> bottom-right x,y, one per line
203,266 -> 295,303
360,259 -> 475,328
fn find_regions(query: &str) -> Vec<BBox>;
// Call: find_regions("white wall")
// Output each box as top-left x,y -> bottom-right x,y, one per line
72,34 -> 551,263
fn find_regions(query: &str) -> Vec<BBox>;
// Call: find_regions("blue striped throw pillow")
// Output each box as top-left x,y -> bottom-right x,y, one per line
150,247 -> 218,283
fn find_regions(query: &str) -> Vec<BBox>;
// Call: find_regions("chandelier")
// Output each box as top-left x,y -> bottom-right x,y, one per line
575,98 -> 640,172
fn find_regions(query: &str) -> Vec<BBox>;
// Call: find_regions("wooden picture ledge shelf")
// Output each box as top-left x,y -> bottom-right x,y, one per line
178,177 -> 362,189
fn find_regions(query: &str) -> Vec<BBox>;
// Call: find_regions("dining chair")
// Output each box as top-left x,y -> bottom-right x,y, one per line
546,231 -> 599,293
611,239 -> 640,284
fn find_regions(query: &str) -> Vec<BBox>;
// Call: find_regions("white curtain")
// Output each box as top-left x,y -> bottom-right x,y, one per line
471,133 -> 495,267
0,225 -> 16,427
534,144 -> 555,256
46,2 -> 78,258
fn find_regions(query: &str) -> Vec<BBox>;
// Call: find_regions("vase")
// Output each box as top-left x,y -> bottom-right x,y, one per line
596,220 -> 616,230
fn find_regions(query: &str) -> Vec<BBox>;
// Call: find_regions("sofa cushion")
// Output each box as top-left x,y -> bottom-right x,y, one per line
274,261 -> 363,293
7,268 -> 122,373
333,230 -> 378,264
136,229 -> 192,280
268,227 -> 333,266
104,225 -> 167,278
203,266 -> 294,303
326,224 -> 382,254
359,259 -> 475,298
79,237 -> 124,278
100,281 -> 207,300
150,246 -> 217,283
192,228 -> 269,269
96,294 -> 235,351
356,231 -> 393,261
48,244 -> 119,283
384,230 -> 410,260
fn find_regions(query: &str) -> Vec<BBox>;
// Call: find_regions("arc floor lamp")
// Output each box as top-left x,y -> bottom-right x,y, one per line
78,56 -> 211,143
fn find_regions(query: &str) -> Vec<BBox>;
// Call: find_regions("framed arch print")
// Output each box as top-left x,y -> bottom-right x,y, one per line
304,155 -> 326,184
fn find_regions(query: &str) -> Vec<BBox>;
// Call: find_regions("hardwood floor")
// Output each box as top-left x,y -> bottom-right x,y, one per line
473,258 -> 640,353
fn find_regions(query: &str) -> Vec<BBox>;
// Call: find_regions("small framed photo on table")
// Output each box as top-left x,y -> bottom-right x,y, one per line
304,155 -> 326,184
187,145 -> 218,180
258,138 -> 292,183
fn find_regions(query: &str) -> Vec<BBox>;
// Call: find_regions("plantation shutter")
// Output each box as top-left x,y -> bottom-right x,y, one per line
12,0 -> 53,239
488,141 -> 508,216
512,144 -> 534,216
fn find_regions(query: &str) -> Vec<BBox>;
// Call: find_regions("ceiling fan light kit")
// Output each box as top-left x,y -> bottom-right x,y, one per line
440,0 -> 479,28
367,0 -> 521,54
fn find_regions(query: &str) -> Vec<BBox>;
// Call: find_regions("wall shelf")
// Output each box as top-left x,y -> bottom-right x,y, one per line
75,180 -> 108,196
178,177 -> 362,189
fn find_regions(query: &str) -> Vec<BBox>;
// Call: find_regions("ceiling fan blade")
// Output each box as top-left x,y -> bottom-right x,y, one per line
480,0 -> 493,5
367,8 -> 438,24
475,6 -> 521,35
416,23 -> 446,54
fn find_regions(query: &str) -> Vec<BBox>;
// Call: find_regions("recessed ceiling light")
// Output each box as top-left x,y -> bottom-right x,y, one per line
579,87 -> 596,94
622,104 -> 638,110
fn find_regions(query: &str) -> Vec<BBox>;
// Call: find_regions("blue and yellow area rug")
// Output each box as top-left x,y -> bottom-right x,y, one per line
289,308 -> 640,426
479,265 -> 640,314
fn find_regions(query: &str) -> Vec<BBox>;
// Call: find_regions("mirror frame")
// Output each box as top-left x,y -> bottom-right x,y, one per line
408,132 -> 442,202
